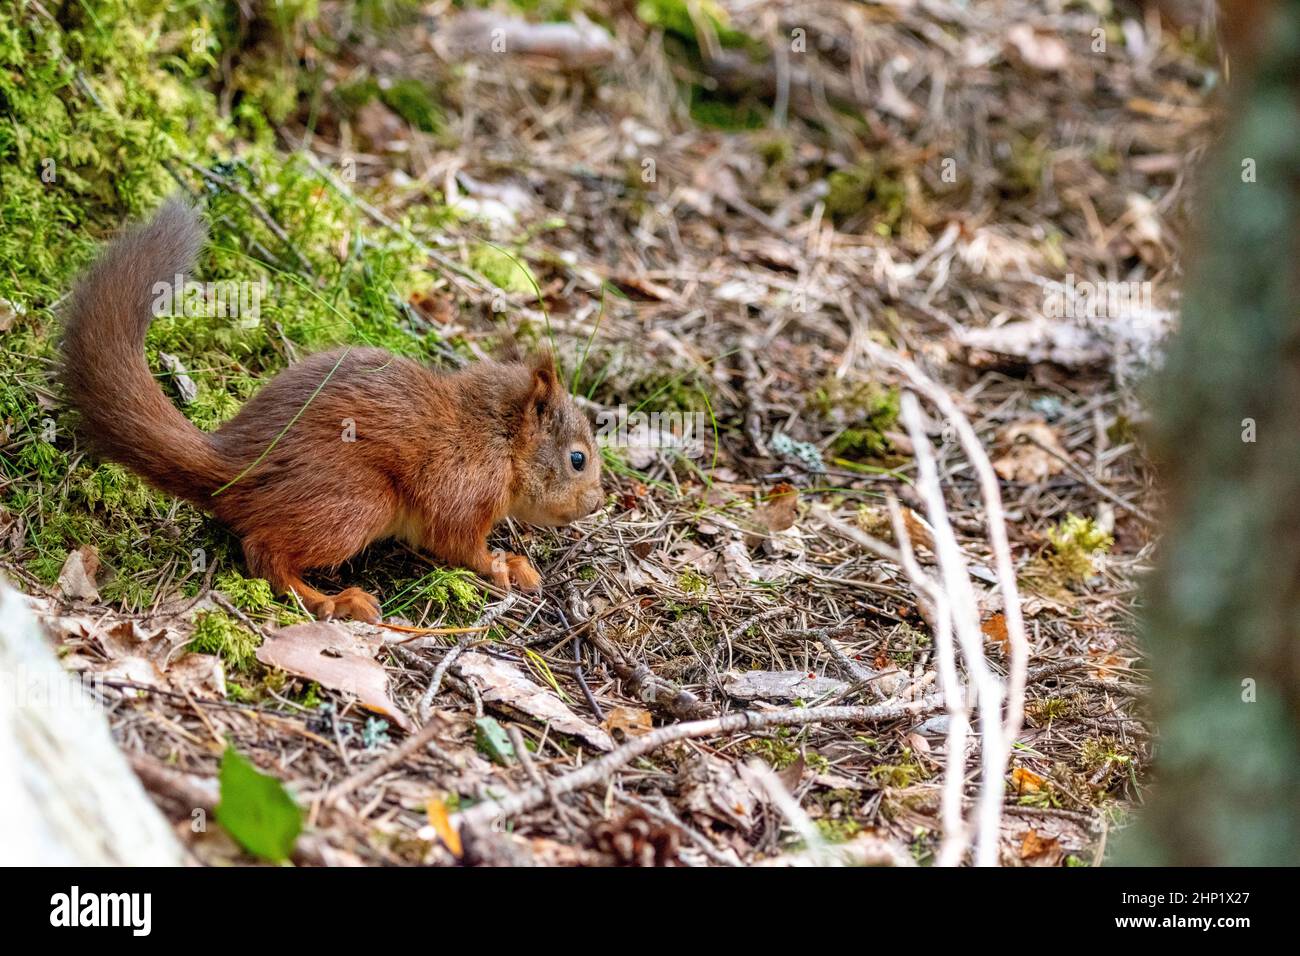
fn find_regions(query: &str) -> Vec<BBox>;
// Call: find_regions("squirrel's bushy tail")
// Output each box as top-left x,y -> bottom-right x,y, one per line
61,200 -> 232,505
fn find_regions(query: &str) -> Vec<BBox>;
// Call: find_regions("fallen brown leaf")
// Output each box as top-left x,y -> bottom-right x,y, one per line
1019,828 -> 1064,866
1011,766 -> 1047,794
423,797 -> 463,859
256,622 -> 412,732
756,482 -> 799,533
993,419 -> 1069,483
456,651 -> 613,751
604,705 -> 653,742
900,506 -> 936,552
57,546 -> 100,602
1090,650 -> 1124,680
678,752 -> 760,830
981,612 -> 1010,650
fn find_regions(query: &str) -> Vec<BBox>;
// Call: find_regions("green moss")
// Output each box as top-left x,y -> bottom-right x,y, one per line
468,243 -> 536,294
826,166 -> 872,219
216,0 -> 322,128
352,0 -> 424,32
689,89 -> 766,131
812,377 -> 900,461
380,567 -> 484,620
636,0 -> 751,49
0,1 -> 473,624
379,78 -> 442,133
215,570 -> 275,613
869,758 -> 928,788
71,464 -> 154,514
1000,132 -> 1048,197
189,610 -> 261,672
825,162 -> 910,233
753,131 -> 794,169
1047,513 -> 1113,582
1091,144 -> 1120,175
413,568 -> 483,608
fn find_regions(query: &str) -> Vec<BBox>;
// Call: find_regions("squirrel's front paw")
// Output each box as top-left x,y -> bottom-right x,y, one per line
488,552 -> 542,592
506,554 -> 542,592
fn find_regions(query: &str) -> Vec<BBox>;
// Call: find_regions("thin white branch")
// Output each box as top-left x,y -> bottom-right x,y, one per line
886,495 -> 971,866
863,340 -> 1029,866
899,392 -> 1008,866
862,341 -> 1028,746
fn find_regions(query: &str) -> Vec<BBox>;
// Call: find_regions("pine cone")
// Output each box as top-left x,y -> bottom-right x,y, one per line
591,809 -> 680,867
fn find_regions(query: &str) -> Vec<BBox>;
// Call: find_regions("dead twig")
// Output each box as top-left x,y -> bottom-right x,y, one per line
453,693 -> 945,832
568,587 -> 711,721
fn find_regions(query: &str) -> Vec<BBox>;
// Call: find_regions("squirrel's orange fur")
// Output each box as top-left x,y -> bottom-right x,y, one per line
60,200 -> 603,622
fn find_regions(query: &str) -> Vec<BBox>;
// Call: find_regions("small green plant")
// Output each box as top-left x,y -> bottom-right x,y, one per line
412,568 -> 484,609
869,757 -> 928,788
1079,735 -> 1136,777
1026,695 -> 1076,723
1047,513 -> 1113,582
814,817 -> 863,843
677,569 -> 708,594
747,729 -> 830,773
886,623 -> 930,667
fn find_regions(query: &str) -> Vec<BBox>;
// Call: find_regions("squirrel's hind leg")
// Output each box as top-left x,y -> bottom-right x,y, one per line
243,540 -> 382,623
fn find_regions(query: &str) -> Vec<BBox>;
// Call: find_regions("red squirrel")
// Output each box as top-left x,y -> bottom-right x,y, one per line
60,200 -> 603,622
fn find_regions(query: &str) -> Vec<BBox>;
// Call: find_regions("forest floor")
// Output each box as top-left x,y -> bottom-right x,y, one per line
0,0 -> 1218,865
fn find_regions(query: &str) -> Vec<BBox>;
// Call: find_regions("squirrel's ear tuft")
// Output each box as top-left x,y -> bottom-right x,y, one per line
526,351 -> 559,420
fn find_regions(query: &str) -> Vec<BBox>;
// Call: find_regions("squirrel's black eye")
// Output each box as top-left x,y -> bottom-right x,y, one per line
570,450 -> 586,471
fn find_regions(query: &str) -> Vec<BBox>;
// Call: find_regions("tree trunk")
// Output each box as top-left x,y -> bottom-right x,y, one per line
1119,1 -> 1300,864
